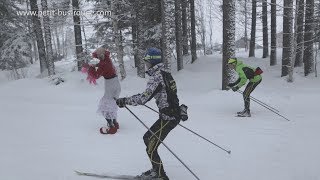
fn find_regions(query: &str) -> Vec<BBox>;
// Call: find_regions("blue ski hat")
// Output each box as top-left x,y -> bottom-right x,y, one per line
144,48 -> 162,66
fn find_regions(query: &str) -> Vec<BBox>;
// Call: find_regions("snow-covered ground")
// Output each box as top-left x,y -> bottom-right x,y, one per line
0,50 -> 319,180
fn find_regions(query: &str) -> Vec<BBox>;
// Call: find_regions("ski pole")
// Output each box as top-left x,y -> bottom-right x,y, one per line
124,106 -> 201,180
235,92 -> 291,121
250,98 -> 291,121
237,90 -> 280,113
143,105 -> 231,154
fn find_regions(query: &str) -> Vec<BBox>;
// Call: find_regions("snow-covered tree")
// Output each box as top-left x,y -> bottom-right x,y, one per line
0,34 -> 31,71
190,0 -> 197,63
161,0 -> 173,70
175,0 -> 183,71
303,0 -> 315,76
222,0 -> 235,90
294,0 -> 304,67
196,0 -> 206,55
72,0 -> 84,71
41,0 -> 55,75
30,0 -> 48,74
262,0 -> 269,58
270,0 -> 277,66
111,0 -> 126,80
0,0 -> 32,72
249,0 -> 257,57
281,0 -> 294,77
181,0 -> 189,56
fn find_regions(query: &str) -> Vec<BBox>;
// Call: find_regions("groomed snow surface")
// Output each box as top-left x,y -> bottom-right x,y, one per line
1,51 -> 319,180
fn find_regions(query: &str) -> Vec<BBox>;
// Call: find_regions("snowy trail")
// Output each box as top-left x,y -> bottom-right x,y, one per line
0,53 -> 319,180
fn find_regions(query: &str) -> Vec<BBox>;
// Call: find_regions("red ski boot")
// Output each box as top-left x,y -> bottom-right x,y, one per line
100,127 -> 117,134
113,119 -> 119,129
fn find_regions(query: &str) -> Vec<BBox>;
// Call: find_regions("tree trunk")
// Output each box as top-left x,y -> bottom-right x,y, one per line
132,16 -> 139,68
135,1 -> 145,78
303,0 -> 315,76
208,0 -> 214,52
262,0 -> 269,58
244,0 -> 248,52
62,27 -> 67,58
182,0 -> 189,55
161,0 -> 172,70
175,0 -> 183,71
294,0 -> 304,67
55,27 -> 61,57
288,0 -> 300,82
270,0 -> 277,66
72,0 -> 84,71
81,15 -> 88,55
249,0 -> 257,57
52,31 -> 57,57
222,0 -> 235,90
199,2 -> 206,55
111,1 -> 126,80
281,0 -> 294,77
26,0 -> 34,64
30,0 -> 47,74
41,0 -> 55,75
190,0 -> 197,63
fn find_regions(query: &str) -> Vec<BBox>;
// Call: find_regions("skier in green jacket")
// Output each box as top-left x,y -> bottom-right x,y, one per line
227,58 -> 262,117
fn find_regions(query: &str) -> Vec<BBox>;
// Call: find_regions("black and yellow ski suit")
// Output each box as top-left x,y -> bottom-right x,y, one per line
124,63 -> 181,177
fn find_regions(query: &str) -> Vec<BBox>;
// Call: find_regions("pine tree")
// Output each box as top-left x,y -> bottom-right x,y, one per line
111,0 -> 126,80
161,0 -> 172,70
249,0 -> 257,57
30,0 -> 48,74
303,0 -> 315,76
72,0 -> 84,71
190,0 -> 197,63
41,0 -> 55,75
245,0 -> 248,51
262,0 -> 269,58
281,0 -> 294,77
270,0 -> 277,66
181,0 -> 189,56
294,0 -> 304,67
198,1 -> 206,55
0,0 -> 32,71
222,0 -> 235,90
175,0 -> 183,71
134,0 -> 146,78
207,0 -> 214,53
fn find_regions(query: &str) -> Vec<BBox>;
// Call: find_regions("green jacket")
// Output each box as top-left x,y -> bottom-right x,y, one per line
234,61 -> 262,88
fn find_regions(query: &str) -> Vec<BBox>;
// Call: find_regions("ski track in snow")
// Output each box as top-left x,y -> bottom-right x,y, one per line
0,51 -> 319,180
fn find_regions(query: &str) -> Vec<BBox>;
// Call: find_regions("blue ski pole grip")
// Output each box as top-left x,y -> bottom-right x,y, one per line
180,104 -> 188,121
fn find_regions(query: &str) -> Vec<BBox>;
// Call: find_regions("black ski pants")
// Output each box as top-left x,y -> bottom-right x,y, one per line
143,118 -> 180,177
243,79 -> 262,110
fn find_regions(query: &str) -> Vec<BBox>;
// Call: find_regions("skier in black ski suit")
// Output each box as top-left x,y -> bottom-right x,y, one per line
116,48 -> 181,180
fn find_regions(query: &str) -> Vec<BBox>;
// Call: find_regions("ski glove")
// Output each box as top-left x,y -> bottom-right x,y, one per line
116,98 -> 127,108
232,86 -> 239,92
227,83 -> 235,88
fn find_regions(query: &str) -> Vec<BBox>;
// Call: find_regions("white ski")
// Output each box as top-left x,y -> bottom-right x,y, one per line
75,170 -> 138,179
